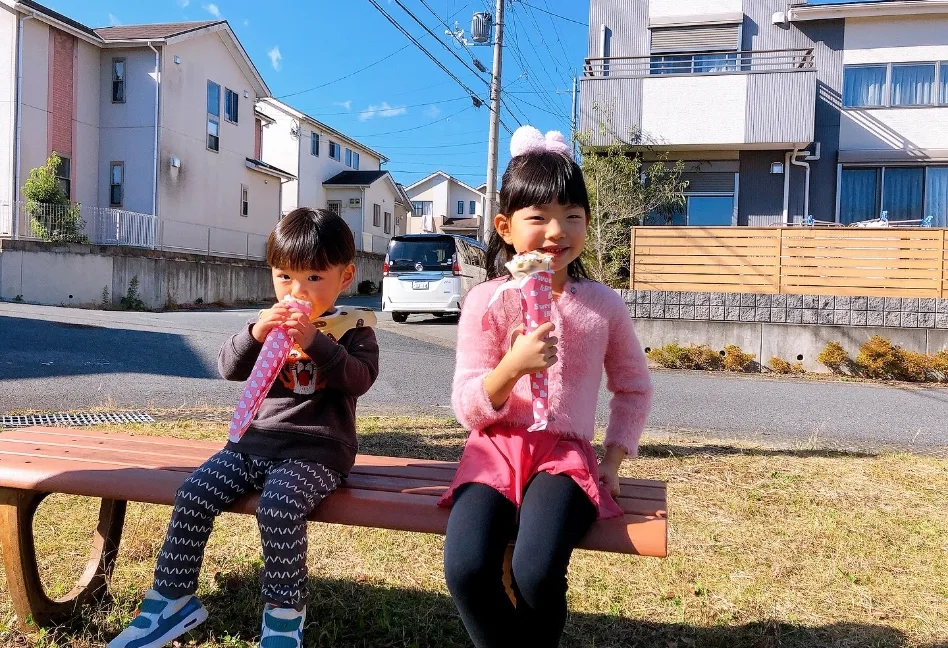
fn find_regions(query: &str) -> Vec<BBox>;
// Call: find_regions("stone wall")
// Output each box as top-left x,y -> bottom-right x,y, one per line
621,290 -> 948,330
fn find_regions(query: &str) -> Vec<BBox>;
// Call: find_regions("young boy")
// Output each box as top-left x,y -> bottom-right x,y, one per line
110,208 -> 380,648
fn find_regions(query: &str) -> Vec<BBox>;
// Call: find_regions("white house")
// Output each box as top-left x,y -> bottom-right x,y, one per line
255,98 -> 411,253
0,0 -> 294,256
405,171 -> 484,239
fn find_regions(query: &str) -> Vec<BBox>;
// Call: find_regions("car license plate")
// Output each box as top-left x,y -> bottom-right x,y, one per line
412,281 -> 429,290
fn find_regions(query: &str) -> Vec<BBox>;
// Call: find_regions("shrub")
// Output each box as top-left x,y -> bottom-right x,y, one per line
120,276 -> 145,311
817,342 -> 849,373
358,280 -> 376,295
931,350 -> 948,379
768,357 -> 794,374
23,153 -> 88,244
723,345 -> 755,372
647,344 -> 721,370
898,349 -> 934,382
855,336 -> 901,379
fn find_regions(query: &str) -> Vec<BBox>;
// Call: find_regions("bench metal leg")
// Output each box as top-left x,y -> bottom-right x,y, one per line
0,488 -> 127,630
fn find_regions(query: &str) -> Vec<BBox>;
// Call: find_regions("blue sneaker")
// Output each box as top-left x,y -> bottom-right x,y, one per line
108,589 -> 208,648
260,604 -> 305,648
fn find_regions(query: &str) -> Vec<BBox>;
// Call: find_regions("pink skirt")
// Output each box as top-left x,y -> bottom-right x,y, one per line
438,425 -> 624,520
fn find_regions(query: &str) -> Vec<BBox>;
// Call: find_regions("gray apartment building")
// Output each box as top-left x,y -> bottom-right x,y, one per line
580,0 -> 948,227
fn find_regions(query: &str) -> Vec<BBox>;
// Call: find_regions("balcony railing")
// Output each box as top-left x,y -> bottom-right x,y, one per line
0,201 -> 158,249
584,48 -> 814,79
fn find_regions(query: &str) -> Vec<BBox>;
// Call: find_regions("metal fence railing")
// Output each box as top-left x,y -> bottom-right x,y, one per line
584,48 -> 815,78
0,201 -> 158,249
0,201 -> 270,260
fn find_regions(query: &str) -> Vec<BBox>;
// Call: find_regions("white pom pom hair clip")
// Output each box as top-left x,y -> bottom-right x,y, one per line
510,125 -> 571,158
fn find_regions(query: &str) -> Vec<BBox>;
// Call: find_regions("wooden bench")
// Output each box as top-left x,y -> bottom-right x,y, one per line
0,427 -> 668,629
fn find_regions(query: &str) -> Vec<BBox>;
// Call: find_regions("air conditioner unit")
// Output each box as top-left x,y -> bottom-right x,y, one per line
349,198 -> 362,207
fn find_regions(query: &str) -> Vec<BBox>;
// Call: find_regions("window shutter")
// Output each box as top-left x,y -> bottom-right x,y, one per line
650,24 -> 740,53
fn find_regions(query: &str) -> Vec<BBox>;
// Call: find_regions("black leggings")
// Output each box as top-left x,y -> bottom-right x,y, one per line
443,473 -> 597,648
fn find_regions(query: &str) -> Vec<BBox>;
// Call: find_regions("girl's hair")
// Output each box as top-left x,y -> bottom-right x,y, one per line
266,207 -> 355,271
485,150 -> 591,280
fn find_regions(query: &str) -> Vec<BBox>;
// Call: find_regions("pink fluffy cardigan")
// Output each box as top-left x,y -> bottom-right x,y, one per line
452,277 -> 653,456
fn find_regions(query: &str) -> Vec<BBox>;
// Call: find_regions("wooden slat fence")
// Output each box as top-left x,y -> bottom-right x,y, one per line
630,227 -> 948,298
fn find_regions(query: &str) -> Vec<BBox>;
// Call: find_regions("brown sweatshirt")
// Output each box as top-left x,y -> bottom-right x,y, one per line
218,321 -> 380,476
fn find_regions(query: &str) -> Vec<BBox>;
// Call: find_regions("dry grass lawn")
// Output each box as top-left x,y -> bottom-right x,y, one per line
0,414 -> 946,647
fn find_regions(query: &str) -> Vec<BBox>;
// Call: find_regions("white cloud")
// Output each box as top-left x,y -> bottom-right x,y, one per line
359,102 -> 407,121
177,0 -> 189,7
425,105 -> 442,118
334,100 -> 352,111
108,13 -> 121,25
203,3 -> 221,18
268,46 -> 282,71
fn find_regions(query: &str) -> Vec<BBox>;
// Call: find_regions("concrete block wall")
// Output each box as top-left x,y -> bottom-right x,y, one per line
622,290 -> 948,330
0,241 -> 384,309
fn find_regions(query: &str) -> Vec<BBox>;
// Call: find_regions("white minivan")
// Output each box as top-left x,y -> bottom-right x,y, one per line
381,234 -> 487,323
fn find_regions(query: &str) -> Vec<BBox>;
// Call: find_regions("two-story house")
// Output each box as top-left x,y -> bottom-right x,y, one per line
255,98 -> 411,254
580,0 -> 948,227
1,0 -> 294,256
405,170 -> 484,239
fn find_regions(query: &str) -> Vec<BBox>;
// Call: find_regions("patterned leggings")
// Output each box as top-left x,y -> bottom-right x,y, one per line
152,449 -> 340,609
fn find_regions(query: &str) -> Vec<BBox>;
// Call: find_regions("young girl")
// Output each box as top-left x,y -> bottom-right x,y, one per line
439,126 -> 653,648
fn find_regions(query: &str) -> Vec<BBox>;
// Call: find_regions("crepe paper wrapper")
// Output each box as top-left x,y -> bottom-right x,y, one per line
485,251 -> 555,432
228,296 -> 312,442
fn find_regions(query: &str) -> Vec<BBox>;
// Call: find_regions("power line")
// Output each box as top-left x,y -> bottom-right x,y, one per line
277,45 -> 411,99
511,1 -> 572,90
503,21 -> 571,127
418,0 -> 487,70
514,1 -> 587,26
303,96 -> 469,118
351,105 -> 473,137
366,0 -> 513,135
389,0 -> 489,83
539,0 -> 576,76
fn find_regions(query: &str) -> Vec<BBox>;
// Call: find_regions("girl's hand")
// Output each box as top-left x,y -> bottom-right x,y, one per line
599,445 -> 627,498
283,309 -> 318,349
504,322 -> 558,378
251,303 -> 291,343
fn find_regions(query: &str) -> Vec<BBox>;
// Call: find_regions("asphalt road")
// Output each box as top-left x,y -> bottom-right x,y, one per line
1,300 -> 946,454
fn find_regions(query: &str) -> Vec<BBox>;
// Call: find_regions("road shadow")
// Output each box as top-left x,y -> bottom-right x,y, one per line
0,315 -> 217,380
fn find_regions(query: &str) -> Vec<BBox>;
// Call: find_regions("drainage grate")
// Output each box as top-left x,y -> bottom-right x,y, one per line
0,411 -> 155,428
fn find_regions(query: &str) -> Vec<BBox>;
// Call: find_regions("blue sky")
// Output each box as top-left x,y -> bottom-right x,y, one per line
42,0 -> 589,188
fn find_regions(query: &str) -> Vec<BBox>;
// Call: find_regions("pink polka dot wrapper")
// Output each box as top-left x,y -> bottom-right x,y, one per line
228,297 -> 313,442
504,251 -> 554,432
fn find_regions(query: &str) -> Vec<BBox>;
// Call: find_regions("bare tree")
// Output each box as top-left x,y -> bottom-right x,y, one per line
578,118 -> 688,287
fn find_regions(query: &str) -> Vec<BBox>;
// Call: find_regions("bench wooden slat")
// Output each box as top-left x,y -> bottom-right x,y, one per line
0,428 -> 667,557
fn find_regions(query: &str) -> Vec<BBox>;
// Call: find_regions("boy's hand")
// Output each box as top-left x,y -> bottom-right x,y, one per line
284,309 -> 319,349
251,303 -> 291,343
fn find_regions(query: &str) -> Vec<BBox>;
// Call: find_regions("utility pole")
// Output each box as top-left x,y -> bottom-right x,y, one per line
481,0 -> 505,244
571,75 -> 578,160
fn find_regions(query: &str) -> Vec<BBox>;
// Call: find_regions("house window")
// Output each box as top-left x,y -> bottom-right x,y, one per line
329,141 -> 341,161
109,162 -> 124,207
457,200 -> 464,215
469,200 -> 476,215
412,201 -> 432,217
111,58 -> 126,103
55,156 -> 71,200
311,132 -> 319,156
352,152 -> 360,170
373,204 -> 381,227
224,88 -> 239,123
843,65 -> 887,107
207,118 -> 220,152
240,184 -> 249,217
941,62 -> 948,104
891,64 -> 935,106
648,23 -> 740,76
207,81 -> 221,151
838,166 -> 948,225
327,200 -> 341,216
384,211 -> 391,234
345,148 -> 352,167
